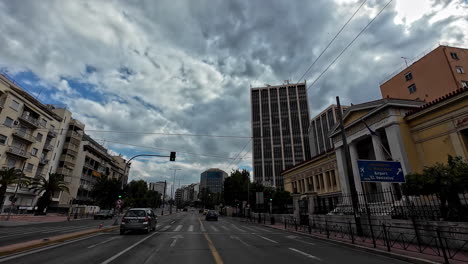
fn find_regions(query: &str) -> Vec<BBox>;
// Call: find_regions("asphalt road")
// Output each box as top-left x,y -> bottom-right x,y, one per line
0,211 -> 410,264
0,218 -> 115,247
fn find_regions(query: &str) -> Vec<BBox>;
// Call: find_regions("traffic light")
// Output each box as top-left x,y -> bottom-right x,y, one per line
118,195 -> 122,199
269,198 -> 273,201
170,152 -> 176,161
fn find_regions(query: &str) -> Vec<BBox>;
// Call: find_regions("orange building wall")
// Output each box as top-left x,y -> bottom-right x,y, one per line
380,46 -> 467,102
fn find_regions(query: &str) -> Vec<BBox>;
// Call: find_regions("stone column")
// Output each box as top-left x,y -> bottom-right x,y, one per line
371,135 -> 392,192
349,142 -> 363,193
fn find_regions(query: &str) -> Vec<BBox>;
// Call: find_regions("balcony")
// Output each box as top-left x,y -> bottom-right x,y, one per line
18,113 -> 40,128
6,147 -> 31,159
69,119 -> 85,130
39,157 -> 49,165
63,142 -> 79,152
56,167 -> 72,176
43,143 -> 54,152
12,131 -> 36,143
66,130 -> 83,139
48,130 -> 58,138
59,155 -> 76,167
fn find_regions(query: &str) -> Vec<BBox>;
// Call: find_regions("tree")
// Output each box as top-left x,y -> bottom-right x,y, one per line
30,173 -> 69,215
0,168 -> 28,211
144,190 -> 161,208
124,180 -> 149,208
223,169 -> 250,206
402,155 -> 468,220
90,176 -> 122,209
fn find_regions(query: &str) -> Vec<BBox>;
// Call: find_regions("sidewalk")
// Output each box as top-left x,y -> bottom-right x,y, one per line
238,217 -> 467,264
0,214 -> 96,227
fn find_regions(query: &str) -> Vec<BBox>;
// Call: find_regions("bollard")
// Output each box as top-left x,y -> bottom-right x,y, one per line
382,223 -> 391,252
294,218 -> 298,231
348,222 -> 354,244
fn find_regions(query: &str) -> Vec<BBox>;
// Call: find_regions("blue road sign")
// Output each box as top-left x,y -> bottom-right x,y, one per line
357,160 -> 405,183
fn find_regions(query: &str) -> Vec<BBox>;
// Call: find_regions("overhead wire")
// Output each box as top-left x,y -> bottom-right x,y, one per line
307,0 -> 393,90
295,0 -> 368,83
223,139 -> 252,172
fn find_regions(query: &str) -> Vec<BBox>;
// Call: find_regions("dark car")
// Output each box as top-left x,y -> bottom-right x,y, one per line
94,209 -> 114,220
205,210 -> 218,221
120,208 -> 157,235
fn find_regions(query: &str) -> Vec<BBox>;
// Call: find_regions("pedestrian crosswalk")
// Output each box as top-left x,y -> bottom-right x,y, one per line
157,222 -> 273,234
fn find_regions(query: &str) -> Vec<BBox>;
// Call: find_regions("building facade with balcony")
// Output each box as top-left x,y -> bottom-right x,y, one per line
0,74 -> 64,212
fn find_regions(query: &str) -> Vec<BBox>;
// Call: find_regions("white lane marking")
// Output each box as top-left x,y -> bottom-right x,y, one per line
230,224 -> 246,232
210,226 -> 219,232
286,235 -> 316,245
161,225 -> 171,231
241,226 -> 257,232
170,235 -> 183,247
156,224 -> 160,228
87,237 -> 120,249
251,226 -> 272,233
221,226 -> 229,231
255,234 -> 278,243
200,223 -> 206,232
0,233 -> 103,263
170,221 -> 175,224
173,225 -> 183,232
188,225 -> 194,232
230,235 -> 251,247
100,232 -> 159,264
289,248 -> 322,261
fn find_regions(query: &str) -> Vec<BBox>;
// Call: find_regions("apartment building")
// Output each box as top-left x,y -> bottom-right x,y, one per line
251,82 -> 311,188
380,45 -> 468,101
149,181 -> 166,197
0,74 -> 63,211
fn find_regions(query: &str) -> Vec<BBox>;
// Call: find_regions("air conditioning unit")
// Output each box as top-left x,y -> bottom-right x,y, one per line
13,120 -> 19,125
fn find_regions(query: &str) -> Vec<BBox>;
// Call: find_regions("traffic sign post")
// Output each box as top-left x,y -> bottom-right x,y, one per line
357,160 -> 405,182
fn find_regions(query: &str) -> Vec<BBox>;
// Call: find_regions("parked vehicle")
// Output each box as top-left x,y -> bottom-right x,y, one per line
205,210 -> 218,221
94,209 -> 114,220
120,208 -> 157,235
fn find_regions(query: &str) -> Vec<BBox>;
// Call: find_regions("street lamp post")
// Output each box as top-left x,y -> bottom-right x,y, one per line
170,168 -> 181,214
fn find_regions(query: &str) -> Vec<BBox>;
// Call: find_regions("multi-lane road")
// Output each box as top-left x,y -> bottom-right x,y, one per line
0,212 -> 409,263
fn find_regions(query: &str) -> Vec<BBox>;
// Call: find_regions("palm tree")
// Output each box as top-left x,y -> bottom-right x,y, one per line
0,167 -> 28,211
30,173 -> 69,215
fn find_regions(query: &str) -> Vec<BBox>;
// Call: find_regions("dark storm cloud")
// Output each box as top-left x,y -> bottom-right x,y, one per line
0,0 -> 465,183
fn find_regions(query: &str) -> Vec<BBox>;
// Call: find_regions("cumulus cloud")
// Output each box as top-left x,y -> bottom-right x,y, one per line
0,0 -> 465,185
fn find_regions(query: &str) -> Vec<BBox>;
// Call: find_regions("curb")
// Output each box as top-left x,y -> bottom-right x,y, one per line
257,223 -> 439,264
0,226 -> 119,256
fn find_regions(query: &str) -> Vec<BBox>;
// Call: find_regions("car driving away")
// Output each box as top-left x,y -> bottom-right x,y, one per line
205,210 -> 218,221
94,209 -> 114,220
120,208 -> 157,235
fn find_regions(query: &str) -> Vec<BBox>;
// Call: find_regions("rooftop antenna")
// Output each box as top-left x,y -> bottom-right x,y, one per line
401,57 -> 409,67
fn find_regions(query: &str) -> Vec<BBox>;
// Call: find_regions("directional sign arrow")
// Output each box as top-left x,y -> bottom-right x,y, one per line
170,235 -> 184,247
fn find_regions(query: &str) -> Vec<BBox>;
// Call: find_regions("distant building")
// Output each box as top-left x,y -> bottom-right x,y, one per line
175,188 -> 183,206
149,181 -> 166,197
380,45 -> 468,102
251,81 -> 311,189
200,168 -> 227,193
309,104 -> 349,157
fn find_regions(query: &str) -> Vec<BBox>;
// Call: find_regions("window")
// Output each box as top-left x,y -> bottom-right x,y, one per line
456,66 -> 465,74
451,52 -> 459,60
462,81 -> 468,88
25,163 -> 34,172
6,158 -> 16,168
53,153 -> 56,160
0,134 -> 7,145
41,118 -> 47,127
31,148 -> 38,156
10,100 -> 20,111
404,72 -> 413,81
408,84 -> 417,94
36,133 -> 43,142
4,117 -> 14,127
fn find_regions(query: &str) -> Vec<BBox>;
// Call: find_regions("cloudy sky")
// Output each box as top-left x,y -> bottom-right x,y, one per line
0,0 -> 466,190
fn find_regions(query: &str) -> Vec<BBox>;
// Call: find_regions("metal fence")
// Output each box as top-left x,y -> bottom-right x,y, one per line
313,188 -> 468,222
280,216 -> 468,264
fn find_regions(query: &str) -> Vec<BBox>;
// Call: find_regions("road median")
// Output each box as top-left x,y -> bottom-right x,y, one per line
0,225 -> 119,257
